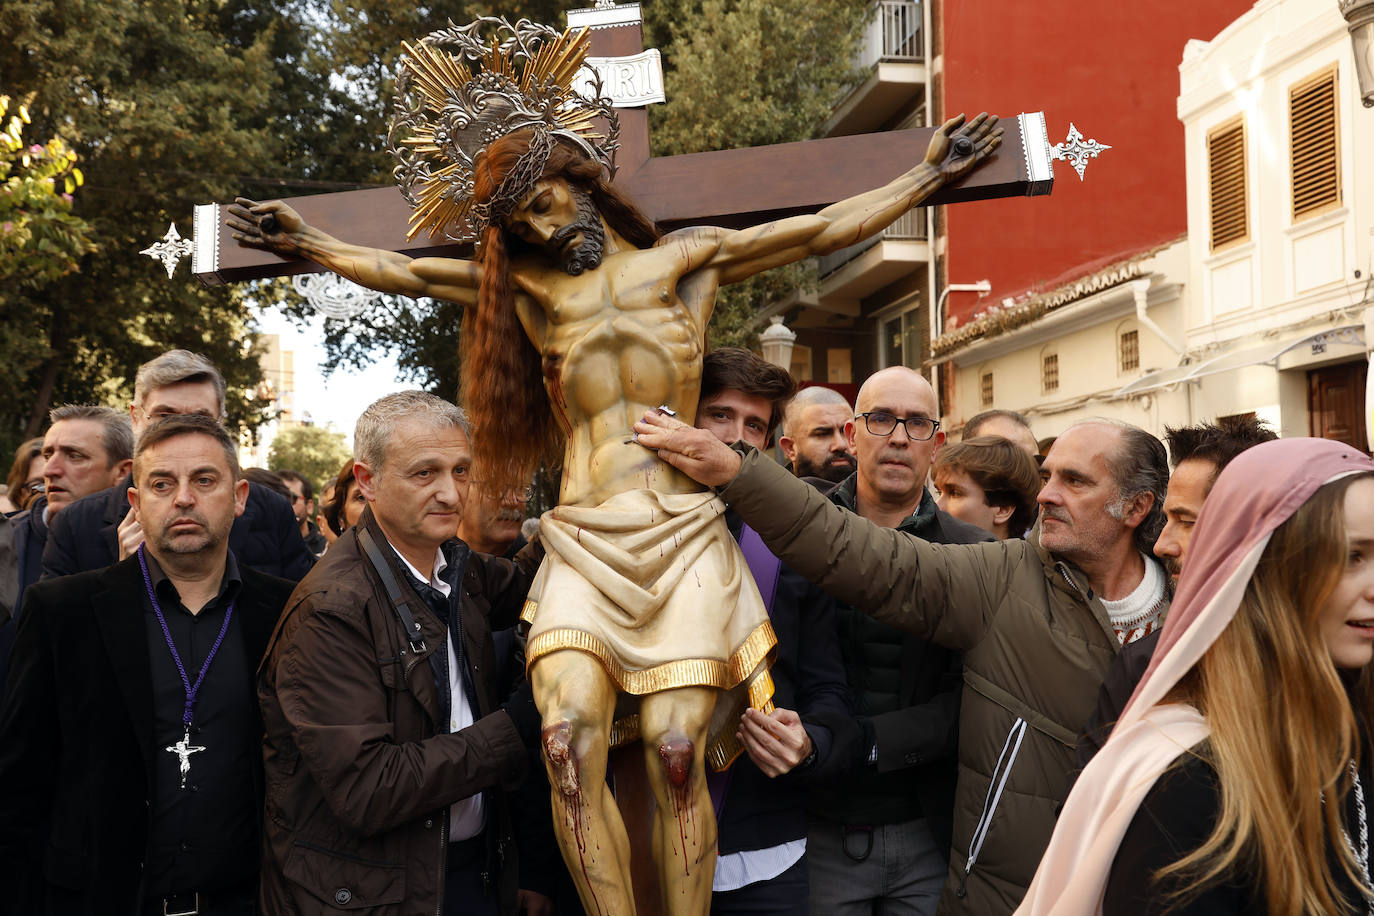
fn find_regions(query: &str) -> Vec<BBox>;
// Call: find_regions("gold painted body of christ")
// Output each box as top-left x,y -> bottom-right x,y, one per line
227,21 -> 1000,914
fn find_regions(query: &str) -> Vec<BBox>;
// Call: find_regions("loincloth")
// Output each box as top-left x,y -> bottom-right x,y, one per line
522,488 -> 775,769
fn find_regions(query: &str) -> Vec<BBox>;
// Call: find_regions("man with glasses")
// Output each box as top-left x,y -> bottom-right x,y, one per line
43,349 -> 312,582
801,366 -> 991,916
634,398 -> 1171,915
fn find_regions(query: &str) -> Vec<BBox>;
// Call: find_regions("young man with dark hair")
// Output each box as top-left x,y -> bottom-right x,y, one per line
0,415 -> 295,914
692,348 -> 849,916
933,435 -> 1041,540
695,347 -> 797,450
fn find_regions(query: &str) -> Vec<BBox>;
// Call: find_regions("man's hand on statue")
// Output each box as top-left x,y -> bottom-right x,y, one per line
225,197 -> 305,255
632,411 -> 744,487
116,510 -> 145,562
923,112 -> 1003,184
516,889 -> 554,916
738,707 -> 813,778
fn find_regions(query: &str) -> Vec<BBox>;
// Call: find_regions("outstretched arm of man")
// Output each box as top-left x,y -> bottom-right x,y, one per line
635,409 -> 1010,651
707,113 -> 1002,285
226,197 -> 482,306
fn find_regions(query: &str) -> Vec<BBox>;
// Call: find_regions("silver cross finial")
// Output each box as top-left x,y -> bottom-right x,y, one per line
1051,123 -> 1112,181
139,223 -> 195,278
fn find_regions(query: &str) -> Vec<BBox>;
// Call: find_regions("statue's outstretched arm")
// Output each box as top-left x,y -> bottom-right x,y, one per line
226,198 -> 481,306
710,114 -> 1002,286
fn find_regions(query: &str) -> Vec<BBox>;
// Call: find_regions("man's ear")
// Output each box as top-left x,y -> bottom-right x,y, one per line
127,485 -> 140,517
354,462 -> 377,501
111,458 -> 132,485
778,435 -> 797,462
234,477 -> 250,518
1123,491 -> 1155,529
844,420 -> 858,451
989,502 -> 1015,527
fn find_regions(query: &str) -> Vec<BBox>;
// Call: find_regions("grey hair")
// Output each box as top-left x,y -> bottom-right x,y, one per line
47,405 -> 134,465
1069,418 -> 1168,554
354,391 -> 471,473
782,386 -> 854,439
133,350 -> 227,418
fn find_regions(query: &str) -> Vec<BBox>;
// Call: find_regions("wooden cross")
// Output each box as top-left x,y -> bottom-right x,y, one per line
190,3 -> 1053,286
188,9 -> 1053,912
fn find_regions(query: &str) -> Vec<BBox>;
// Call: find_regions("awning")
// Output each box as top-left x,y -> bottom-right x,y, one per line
1113,325 -> 1366,398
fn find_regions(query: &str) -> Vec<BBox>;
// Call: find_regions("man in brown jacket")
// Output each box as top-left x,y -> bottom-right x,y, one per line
258,392 -> 543,915
634,412 -> 1170,916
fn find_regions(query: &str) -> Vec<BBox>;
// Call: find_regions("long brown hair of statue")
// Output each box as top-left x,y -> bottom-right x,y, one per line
1158,471 -> 1374,914
463,130 -> 661,497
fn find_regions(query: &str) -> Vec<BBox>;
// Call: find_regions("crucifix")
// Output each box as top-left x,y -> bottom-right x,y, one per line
165,730 -> 206,790
197,7 -> 1062,916
189,5 -> 1054,287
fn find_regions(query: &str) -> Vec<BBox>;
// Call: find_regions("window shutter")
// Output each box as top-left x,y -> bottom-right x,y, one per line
1290,68 -> 1340,221
1208,118 -> 1247,252
1042,354 -> 1059,393
980,372 -> 994,407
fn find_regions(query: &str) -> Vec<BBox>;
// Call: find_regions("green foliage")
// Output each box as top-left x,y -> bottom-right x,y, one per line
0,0 -> 297,456
644,0 -> 866,350
267,423 -> 353,492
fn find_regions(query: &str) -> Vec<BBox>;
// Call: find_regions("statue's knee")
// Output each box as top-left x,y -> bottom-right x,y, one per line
656,733 -> 694,788
541,721 -> 581,796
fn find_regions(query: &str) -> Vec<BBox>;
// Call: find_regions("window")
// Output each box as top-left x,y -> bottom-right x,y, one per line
1290,67 -> 1340,221
1207,118 -> 1248,252
1119,329 -> 1139,373
1042,353 -> 1059,393
980,372 -> 994,407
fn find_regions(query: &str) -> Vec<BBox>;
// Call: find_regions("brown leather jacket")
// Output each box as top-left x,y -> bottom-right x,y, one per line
257,509 -> 537,914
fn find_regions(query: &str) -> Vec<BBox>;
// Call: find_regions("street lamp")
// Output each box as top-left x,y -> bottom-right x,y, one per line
1341,0 -> 1374,108
759,315 -> 797,369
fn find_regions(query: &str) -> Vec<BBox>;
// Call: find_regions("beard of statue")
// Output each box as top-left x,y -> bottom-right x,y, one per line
461,129 -> 663,500
553,188 -> 606,276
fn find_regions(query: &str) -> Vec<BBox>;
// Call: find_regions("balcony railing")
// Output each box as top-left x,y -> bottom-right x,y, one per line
817,208 -> 928,278
862,0 -> 923,67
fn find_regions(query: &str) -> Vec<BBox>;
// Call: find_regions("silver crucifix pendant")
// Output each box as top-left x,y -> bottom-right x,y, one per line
165,727 -> 206,790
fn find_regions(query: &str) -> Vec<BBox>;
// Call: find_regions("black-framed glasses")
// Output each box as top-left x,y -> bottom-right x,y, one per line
856,411 -> 941,441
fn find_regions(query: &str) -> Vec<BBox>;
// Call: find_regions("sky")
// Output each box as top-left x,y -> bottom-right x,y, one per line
254,304 -> 411,446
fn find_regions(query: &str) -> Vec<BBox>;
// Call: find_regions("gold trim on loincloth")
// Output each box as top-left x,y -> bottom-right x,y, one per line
603,668 -> 777,772
524,611 -> 777,696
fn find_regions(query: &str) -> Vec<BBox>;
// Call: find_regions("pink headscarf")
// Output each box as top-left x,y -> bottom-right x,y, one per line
1017,437 -> 1374,915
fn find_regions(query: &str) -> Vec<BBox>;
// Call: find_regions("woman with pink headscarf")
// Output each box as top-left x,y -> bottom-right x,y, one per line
1018,437 -> 1374,915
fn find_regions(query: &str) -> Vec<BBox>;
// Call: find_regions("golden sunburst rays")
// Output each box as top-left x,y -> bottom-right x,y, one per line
390,20 -> 610,242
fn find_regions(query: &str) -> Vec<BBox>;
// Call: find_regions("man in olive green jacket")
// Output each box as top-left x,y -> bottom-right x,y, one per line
634,412 -> 1171,916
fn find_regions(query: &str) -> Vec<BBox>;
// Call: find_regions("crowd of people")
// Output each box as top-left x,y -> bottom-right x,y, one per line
0,343 -> 1369,916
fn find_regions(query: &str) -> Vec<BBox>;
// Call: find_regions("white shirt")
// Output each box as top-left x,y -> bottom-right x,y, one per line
394,545 -> 485,841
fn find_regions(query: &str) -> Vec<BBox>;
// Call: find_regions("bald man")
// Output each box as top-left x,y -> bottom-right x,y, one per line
778,387 -> 856,484
799,368 -> 990,916
963,409 -> 1039,459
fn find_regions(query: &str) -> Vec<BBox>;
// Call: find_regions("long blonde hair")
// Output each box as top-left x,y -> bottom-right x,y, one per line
1161,471 -> 1374,913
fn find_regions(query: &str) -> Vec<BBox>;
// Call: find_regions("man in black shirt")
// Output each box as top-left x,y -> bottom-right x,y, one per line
0,414 -> 294,914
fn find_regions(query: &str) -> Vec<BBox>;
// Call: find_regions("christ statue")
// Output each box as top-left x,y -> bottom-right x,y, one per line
226,23 -> 1001,914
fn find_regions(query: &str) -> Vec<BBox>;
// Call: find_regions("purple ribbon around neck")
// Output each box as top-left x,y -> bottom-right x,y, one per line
137,544 -> 236,729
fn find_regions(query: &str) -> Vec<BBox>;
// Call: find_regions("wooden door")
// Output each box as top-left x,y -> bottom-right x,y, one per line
1308,359 -> 1369,451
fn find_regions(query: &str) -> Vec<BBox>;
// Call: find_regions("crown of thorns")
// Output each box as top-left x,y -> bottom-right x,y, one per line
386,17 -> 619,244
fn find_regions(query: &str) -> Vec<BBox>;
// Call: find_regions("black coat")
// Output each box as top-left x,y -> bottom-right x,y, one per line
41,474 -> 313,582
716,511 -> 853,855
0,556 -> 294,915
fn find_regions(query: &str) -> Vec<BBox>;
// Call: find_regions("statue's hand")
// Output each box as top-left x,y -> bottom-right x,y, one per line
924,112 -> 1003,184
226,197 -> 306,255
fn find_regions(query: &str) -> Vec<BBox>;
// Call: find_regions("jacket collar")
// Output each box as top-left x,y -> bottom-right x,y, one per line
828,472 -> 940,536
